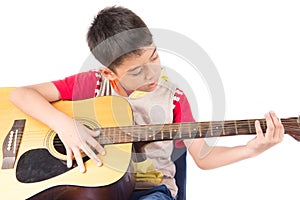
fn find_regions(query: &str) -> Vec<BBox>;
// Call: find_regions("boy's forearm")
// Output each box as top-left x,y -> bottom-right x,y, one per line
194,145 -> 252,170
9,87 -> 68,129
186,139 -> 253,170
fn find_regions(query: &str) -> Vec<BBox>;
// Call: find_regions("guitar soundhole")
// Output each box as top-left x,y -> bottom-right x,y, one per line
53,134 -> 90,163
52,123 -> 97,158
53,134 -> 67,155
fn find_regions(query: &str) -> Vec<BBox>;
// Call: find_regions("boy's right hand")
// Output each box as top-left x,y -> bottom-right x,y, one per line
9,85 -> 105,173
54,117 -> 105,173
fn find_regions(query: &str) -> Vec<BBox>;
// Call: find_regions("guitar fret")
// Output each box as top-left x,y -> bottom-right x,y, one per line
248,120 -> 252,133
137,129 -> 141,142
125,130 -> 129,143
130,132 -> 134,142
133,126 -> 136,142
234,120 -> 238,134
200,122 -> 209,138
222,122 -> 226,135
170,127 -> 173,139
110,128 -> 115,144
199,124 -> 202,138
121,129 -> 125,143
122,130 -> 126,143
103,129 -> 106,144
144,128 -> 148,141
152,129 -> 156,139
106,128 -> 110,143
128,127 -> 133,142
192,126 -> 197,138
117,128 -> 121,144
210,121 -> 213,137
192,125 -> 196,138
111,128 -> 115,143
153,130 -> 156,141
173,127 -> 178,138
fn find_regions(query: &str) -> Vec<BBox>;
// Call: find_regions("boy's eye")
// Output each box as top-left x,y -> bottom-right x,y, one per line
151,55 -> 159,62
130,67 -> 143,76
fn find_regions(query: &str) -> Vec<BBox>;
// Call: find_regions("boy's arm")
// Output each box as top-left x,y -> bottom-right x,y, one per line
172,89 -> 284,170
185,111 -> 284,169
9,82 -> 104,172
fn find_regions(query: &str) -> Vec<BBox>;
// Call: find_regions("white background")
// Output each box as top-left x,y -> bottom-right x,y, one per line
1,1 -> 299,199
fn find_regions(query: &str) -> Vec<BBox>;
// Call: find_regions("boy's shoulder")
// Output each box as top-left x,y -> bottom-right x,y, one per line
52,69 -> 101,100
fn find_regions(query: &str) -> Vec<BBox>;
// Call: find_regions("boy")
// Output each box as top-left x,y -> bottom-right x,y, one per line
9,6 -> 284,200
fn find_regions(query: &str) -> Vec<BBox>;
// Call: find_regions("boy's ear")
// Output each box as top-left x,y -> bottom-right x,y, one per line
100,67 -> 118,80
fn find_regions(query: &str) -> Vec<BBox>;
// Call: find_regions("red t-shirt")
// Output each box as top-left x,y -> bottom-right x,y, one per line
53,70 -> 195,148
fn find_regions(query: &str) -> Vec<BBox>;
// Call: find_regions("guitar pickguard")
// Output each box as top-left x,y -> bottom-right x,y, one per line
16,148 -> 73,183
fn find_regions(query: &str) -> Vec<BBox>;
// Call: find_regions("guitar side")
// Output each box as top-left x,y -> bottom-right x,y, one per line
0,88 -> 135,199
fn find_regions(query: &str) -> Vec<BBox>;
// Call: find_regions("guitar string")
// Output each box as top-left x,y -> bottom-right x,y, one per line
12,119 -> 299,146
14,121 -> 299,137
17,124 -> 298,147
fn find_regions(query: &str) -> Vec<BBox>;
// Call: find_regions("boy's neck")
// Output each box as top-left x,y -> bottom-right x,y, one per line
124,89 -> 134,96
110,79 -> 134,97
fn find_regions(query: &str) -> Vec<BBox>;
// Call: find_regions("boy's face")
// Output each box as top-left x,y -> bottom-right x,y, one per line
103,45 -> 161,92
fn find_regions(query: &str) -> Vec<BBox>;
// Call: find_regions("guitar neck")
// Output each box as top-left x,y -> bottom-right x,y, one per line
96,117 -> 300,144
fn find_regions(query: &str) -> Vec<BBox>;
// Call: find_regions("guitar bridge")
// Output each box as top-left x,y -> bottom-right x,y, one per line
1,119 -> 26,169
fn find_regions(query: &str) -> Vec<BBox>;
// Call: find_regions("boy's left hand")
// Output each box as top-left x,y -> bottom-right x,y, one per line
246,111 -> 284,157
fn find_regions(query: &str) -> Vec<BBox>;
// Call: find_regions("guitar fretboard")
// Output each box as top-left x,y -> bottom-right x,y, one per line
96,117 -> 299,145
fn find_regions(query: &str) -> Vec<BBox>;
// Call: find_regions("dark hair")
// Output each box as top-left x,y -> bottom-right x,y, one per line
87,6 -> 153,72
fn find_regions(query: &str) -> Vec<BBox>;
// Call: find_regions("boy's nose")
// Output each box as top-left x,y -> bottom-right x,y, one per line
144,64 -> 159,80
145,70 -> 155,80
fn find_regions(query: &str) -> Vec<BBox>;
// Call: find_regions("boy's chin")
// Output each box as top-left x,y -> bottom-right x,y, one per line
134,82 -> 158,92
136,85 -> 157,92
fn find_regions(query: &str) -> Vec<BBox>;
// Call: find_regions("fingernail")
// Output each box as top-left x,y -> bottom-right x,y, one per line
80,167 -> 85,173
101,150 -> 106,156
97,161 -> 102,167
96,129 -> 101,135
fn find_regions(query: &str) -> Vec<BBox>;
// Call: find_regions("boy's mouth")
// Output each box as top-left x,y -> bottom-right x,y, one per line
148,82 -> 157,88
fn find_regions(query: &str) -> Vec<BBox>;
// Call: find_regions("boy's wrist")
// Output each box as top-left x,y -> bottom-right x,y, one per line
48,111 -> 73,132
242,144 -> 259,159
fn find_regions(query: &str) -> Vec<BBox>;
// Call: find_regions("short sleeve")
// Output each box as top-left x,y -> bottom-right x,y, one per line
52,71 -> 98,100
172,88 -> 196,148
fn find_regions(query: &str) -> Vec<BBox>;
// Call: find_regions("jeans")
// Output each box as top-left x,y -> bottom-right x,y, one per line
129,185 -> 175,200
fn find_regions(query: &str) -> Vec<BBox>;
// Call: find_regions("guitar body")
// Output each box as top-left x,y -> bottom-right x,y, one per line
0,88 -> 135,200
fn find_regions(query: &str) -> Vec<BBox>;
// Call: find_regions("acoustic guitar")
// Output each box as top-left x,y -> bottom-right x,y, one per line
0,87 -> 299,200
